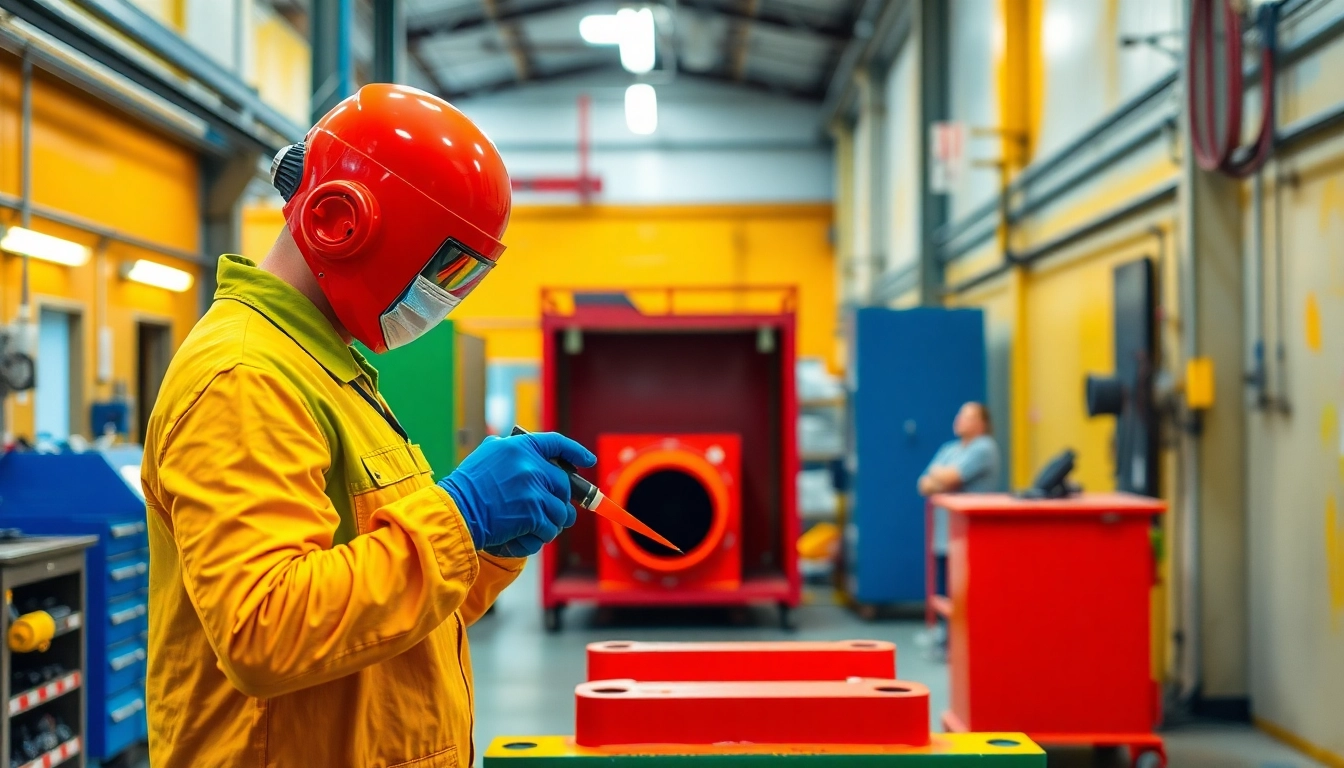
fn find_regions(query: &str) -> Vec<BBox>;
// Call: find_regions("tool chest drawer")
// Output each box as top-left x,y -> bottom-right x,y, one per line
105,520 -> 148,557
106,636 -> 148,697
104,688 -> 148,758
106,551 -> 149,598
107,592 -> 148,646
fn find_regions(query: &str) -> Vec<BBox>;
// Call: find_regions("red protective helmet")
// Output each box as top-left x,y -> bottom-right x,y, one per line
270,84 -> 511,353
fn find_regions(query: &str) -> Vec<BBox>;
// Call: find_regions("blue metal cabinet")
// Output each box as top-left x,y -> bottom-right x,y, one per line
845,308 -> 986,605
0,451 -> 150,762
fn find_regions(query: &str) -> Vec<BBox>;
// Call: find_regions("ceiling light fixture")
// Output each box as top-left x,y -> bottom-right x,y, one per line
121,259 -> 194,292
0,227 -> 91,267
617,8 -> 656,74
625,83 -> 658,135
579,13 -> 622,45
580,8 -> 656,74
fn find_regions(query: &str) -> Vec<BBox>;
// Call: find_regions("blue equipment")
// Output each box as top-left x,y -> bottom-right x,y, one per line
845,307 -> 987,606
90,401 -> 132,438
0,450 -> 149,762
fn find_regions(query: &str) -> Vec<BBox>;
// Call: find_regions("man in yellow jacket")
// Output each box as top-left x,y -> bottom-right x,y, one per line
141,84 -> 588,767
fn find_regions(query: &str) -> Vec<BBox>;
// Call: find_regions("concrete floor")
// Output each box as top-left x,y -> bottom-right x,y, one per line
469,562 -> 1327,768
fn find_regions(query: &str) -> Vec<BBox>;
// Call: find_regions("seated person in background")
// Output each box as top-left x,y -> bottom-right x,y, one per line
916,402 -> 1000,655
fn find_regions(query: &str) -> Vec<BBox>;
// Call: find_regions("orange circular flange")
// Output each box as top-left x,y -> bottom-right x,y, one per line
608,447 -> 731,573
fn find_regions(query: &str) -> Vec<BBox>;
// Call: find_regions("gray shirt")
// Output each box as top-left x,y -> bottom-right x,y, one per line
926,435 -> 1001,554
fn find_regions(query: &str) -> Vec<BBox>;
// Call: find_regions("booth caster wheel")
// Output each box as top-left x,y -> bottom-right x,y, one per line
1131,749 -> 1165,768
543,606 -> 564,633
778,603 -> 796,630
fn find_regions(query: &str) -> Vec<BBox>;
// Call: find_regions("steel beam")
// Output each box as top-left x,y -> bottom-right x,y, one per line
311,0 -> 356,122
199,151 -> 262,311
441,61 -> 609,101
0,0 -> 300,152
409,1 -> 848,44
818,0 -> 909,129
727,0 -> 760,81
916,0 -> 947,305
66,0 -> 303,139
483,0 -> 531,82
374,0 -> 405,84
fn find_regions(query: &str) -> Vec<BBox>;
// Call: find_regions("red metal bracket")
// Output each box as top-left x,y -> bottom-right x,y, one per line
576,679 -> 930,747
587,640 -> 896,682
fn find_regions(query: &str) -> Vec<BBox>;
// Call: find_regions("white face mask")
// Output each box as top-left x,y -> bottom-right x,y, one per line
379,275 -> 461,350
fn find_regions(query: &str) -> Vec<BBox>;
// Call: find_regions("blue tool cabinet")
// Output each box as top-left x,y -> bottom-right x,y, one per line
844,307 -> 986,607
0,451 -> 149,762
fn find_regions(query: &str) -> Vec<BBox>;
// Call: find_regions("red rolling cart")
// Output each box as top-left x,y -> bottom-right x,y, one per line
539,288 -> 800,630
926,493 -> 1167,768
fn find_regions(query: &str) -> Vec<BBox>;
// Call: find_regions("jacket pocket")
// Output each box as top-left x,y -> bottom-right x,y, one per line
388,746 -> 458,768
352,443 -> 434,534
360,444 -> 421,489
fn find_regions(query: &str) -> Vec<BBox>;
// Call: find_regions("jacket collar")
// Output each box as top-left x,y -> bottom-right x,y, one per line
213,255 -> 367,384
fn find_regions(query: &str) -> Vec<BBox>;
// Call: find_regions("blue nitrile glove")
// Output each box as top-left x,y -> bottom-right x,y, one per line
438,432 -> 596,558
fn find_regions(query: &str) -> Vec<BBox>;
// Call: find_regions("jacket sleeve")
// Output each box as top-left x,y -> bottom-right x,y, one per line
459,552 -> 526,626
152,363 -> 480,699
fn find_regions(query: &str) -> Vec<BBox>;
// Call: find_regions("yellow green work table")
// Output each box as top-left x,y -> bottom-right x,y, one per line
484,733 -> 1046,766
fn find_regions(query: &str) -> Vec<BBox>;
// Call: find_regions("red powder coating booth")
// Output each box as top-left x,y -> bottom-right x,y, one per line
540,288 -> 800,630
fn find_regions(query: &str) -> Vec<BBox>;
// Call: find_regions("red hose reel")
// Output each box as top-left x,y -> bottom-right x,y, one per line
1186,0 -> 1279,178
596,434 -> 742,593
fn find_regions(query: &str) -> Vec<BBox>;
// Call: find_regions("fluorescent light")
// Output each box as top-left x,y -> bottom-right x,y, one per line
625,83 -> 658,135
579,14 -> 621,45
121,259 -> 194,292
618,7 -> 656,73
0,227 -> 90,267
1043,8 -> 1073,59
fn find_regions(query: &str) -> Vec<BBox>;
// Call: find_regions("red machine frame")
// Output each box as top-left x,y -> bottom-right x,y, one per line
925,492 -> 1168,768
539,287 -> 800,628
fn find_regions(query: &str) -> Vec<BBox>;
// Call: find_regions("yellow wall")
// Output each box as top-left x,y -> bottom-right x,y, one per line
128,0 -> 185,30
243,206 -> 284,261
251,5 -> 311,128
1242,131 -> 1344,761
0,55 -> 201,439
242,203 -> 839,368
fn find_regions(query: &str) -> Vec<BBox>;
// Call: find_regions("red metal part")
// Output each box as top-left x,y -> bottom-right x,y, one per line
540,287 -> 799,611
596,434 -> 741,593
928,493 -> 1166,748
586,640 -> 896,682
575,679 -> 930,747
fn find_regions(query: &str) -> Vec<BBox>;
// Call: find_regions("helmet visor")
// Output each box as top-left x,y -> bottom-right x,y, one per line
422,239 -> 494,300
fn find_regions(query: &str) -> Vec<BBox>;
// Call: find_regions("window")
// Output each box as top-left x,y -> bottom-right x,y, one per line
35,307 -> 84,442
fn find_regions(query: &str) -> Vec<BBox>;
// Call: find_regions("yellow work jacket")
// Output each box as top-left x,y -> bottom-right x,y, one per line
141,255 -> 522,768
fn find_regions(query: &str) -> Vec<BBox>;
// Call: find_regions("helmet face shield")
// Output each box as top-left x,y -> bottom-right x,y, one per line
376,239 -> 495,351
422,239 -> 494,299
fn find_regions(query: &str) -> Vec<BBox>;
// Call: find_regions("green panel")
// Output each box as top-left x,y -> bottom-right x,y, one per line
484,735 -> 1046,767
357,321 -> 459,474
